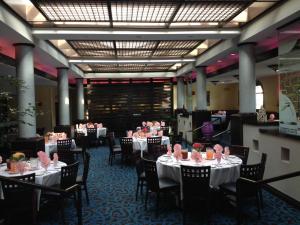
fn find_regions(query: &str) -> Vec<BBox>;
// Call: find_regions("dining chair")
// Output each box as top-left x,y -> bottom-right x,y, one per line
229,145 -> 250,164
108,132 -> 122,166
160,126 -> 169,136
87,128 -> 99,147
147,136 -> 162,155
108,131 -> 121,148
120,137 -> 134,165
76,152 -> 91,204
143,158 -> 180,217
57,149 -> 76,165
258,153 -> 267,208
44,162 -> 79,223
180,165 -> 211,224
135,159 -> 146,201
200,121 -> 214,142
72,134 -> 88,160
220,162 -> 264,224
57,138 -> 72,151
145,144 -> 167,160
171,132 -> 183,147
1,173 -> 37,225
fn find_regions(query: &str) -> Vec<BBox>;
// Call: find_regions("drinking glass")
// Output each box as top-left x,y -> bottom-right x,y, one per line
41,161 -> 50,174
30,157 -> 38,170
206,147 -> 214,160
17,161 -> 26,175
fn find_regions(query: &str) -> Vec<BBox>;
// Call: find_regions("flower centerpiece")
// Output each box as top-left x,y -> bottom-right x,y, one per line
9,152 -> 26,173
192,143 -> 204,152
11,152 -> 25,161
191,143 -> 203,163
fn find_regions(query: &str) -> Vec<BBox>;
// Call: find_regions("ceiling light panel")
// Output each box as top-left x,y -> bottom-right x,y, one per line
115,41 -> 157,49
157,41 -> 201,49
117,50 -> 153,57
153,49 -> 191,57
77,50 -> 115,57
111,1 -> 177,22
69,40 -> 114,49
173,1 -> 251,22
32,1 -> 110,21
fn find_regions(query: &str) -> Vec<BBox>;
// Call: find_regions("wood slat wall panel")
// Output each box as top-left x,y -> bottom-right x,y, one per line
86,81 -> 173,135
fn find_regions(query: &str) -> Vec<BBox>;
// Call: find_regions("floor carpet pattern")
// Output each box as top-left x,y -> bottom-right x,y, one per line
37,146 -> 300,225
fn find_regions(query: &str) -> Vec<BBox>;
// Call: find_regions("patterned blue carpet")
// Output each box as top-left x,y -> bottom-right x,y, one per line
38,146 -> 300,225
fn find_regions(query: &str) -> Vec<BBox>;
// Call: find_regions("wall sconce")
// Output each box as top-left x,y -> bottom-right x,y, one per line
81,99 -> 84,105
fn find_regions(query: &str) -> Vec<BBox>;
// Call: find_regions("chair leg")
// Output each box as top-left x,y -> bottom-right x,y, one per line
136,179 -> 140,201
259,189 -> 264,208
60,199 -> 66,224
145,188 -> 149,210
155,192 -> 160,217
77,188 -> 83,225
84,183 -> 90,205
256,192 -> 261,218
140,180 -> 144,196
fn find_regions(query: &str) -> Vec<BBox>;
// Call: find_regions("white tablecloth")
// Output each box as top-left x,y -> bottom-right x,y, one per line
132,136 -> 170,156
76,127 -> 107,138
156,153 -> 242,193
45,139 -> 76,156
0,161 -> 67,209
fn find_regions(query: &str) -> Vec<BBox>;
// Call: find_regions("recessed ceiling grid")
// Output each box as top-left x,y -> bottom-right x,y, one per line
68,40 -> 114,49
110,1 -> 177,22
76,49 -> 115,57
86,63 -> 175,72
173,1 -> 252,22
31,0 -> 253,23
32,0 -> 110,21
67,40 -> 203,58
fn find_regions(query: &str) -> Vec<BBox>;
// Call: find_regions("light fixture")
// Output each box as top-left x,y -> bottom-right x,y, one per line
69,58 -> 196,64
81,99 -> 84,105
64,97 -> 69,105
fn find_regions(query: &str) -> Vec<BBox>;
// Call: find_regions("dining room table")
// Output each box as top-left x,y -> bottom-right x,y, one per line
45,139 -> 76,156
156,152 -> 242,198
0,160 -> 67,209
132,136 -> 170,157
76,127 -> 107,138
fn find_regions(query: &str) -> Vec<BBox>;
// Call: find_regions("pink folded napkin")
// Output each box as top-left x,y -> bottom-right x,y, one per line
161,121 -> 165,127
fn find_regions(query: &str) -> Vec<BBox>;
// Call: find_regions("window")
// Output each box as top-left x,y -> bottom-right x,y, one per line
256,84 -> 264,109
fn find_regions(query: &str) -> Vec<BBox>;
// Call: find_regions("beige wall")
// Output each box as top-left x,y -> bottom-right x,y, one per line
174,75 -> 279,112
205,83 -> 239,110
258,75 -> 279,112
36,86 -> 56,133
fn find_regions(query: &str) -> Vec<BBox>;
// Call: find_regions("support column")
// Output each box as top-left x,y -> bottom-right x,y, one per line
177,77 -> 185,109
14,43 -> 36,138
239,43 -> 256,113
195,66 -> 207,110
187,79 -> 193,112
76,79 -> 85,120
57,67 -> 70,125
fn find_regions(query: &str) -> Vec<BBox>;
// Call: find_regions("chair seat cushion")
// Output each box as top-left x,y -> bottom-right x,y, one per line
113,147 -> 122,152
71,147 -> 82,152
159,177 -> 179,189
113,144 -> 121,149
76,175 -> 83,183
220,182 -> 236,193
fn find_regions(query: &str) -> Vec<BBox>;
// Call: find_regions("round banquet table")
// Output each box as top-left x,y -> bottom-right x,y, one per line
45,139 -> 76,156
76,127 -> 107,138
0,161 -> 67,209
156,152 -> 242,190
132,136 -> 170,156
